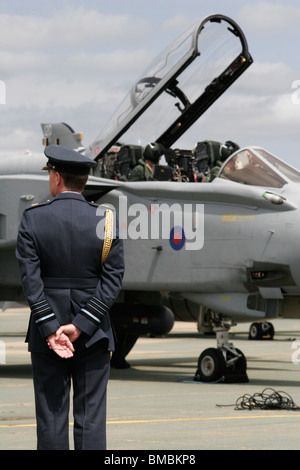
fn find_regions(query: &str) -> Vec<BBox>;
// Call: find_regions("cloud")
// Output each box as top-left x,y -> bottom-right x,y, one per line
209,60 -> 300,136
0,7 -> 150,50
271,93 -> 300,130
66,49 -> 153,77
0,3 -> 299,166
0,51 -> 56,78
235,61 -> 296,95
238,2 -> 300,33
3,48 -> 152,110
161,14 -> 194,33
169,54 -> 300,158
0,127 -> 38,153
0,7 -> 154,120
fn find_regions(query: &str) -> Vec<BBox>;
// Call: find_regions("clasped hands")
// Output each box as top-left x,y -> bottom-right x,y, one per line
47,324 -> 81,359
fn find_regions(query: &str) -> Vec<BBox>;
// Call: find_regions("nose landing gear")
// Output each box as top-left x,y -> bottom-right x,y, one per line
195,315 -> 248,383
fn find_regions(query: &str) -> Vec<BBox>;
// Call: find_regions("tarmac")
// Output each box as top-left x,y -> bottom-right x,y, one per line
1,307 -> 300,451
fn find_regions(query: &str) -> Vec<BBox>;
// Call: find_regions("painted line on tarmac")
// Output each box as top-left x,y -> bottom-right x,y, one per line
1,414 -> 300,428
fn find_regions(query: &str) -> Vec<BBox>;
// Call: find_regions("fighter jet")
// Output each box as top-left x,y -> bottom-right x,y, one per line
1,14 -> 297,383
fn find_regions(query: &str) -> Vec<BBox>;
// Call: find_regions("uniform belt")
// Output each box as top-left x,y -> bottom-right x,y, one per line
42,277 -> 98,289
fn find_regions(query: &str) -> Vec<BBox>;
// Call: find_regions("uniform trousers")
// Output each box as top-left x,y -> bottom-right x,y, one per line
31,341 -> 110,450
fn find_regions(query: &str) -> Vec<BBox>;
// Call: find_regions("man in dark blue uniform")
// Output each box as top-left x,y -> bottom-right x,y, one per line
16,144 -> 125,450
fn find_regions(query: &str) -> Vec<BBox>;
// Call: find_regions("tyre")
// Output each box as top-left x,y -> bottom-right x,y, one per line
262,322 -> 274,339
248,322 -> 262,340
197,348 -> 225,382
249,322 -> 274,340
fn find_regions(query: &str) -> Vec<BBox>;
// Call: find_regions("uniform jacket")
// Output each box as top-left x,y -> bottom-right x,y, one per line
128,159 -> 153,181
16,192 -> 125,353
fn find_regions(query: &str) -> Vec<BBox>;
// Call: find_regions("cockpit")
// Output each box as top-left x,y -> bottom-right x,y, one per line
218,147 -> 300,188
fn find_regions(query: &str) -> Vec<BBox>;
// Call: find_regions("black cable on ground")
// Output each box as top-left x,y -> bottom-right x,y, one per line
217,388 -> 300,411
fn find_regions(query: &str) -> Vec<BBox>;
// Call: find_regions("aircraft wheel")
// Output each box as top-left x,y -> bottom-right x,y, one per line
264,322 -> 275,339
249,322 -> 274,340
248,322 -> 262,340
197,348 -> 225,382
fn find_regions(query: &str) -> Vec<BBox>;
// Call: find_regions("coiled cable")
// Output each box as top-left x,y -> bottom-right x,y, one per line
216,388 -> 300,410
235,388 -> 300,411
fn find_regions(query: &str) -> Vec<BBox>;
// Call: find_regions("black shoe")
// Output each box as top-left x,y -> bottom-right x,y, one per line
110,356 -> 131,369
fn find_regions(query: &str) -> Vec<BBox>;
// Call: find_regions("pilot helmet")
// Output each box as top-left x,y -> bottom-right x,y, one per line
143,142 -> 163,163
219,140 -> 240,162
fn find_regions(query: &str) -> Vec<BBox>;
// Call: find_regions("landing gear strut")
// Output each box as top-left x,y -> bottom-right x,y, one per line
195,314 -> 248,383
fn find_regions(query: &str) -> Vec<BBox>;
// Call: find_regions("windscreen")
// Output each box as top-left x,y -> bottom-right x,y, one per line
219,149 -> 287,188
255,148 -> 300,183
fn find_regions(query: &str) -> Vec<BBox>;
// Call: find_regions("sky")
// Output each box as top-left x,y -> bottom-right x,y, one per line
1,0 -> 300,168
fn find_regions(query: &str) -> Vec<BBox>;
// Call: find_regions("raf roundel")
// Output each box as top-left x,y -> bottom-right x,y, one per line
169,226 -> 185,251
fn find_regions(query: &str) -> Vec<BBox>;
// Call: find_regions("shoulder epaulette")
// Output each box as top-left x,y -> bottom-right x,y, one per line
87,201 -> 99,208
25,200 -> 52,211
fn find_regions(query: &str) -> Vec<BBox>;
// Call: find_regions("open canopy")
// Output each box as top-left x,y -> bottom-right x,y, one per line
86,14 -> 253,160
